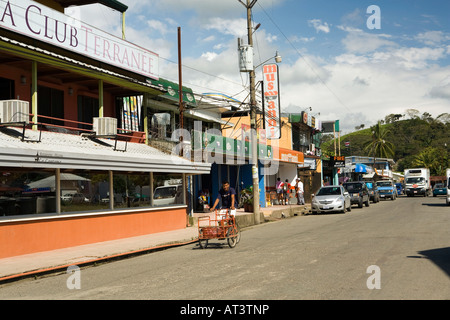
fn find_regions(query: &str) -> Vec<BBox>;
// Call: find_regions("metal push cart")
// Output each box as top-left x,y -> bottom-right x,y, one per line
197,209 -> 241,248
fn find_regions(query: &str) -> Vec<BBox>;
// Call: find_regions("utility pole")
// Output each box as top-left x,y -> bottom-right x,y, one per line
178,27 -> 185,155
239,0 -> 260,224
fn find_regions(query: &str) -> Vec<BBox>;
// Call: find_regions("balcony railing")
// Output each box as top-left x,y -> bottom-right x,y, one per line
26,114 -> 146,144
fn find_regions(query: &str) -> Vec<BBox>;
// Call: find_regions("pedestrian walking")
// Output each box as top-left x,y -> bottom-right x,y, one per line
282,179 -> 291,205
275,178 -> 283,205
295,178 -> 305,205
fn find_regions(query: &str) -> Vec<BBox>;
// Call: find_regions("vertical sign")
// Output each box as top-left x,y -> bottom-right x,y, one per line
262,64 -> 281,139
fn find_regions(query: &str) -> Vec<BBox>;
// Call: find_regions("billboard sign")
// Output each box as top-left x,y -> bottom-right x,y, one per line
0,0 -> 159,79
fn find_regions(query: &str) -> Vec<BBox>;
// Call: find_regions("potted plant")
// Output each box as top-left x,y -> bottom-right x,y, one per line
240,186 -> 254,212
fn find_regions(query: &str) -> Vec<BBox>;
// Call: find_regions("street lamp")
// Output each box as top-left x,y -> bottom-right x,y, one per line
254,51 -> 282,70
275,51 -> 282,63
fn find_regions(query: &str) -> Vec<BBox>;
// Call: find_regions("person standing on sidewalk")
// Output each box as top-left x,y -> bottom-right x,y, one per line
295,178 -> 305,205
275,178 -> 283,205
282,179 -> 291,205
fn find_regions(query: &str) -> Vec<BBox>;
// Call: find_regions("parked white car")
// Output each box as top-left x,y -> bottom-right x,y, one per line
311,185 -> 351,214
61,193 -> 89,203
153,185 -> 183,206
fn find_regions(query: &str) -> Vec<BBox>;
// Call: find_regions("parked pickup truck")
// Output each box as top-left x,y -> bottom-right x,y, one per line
376,180 -> 397,200
343,181 -> 370,208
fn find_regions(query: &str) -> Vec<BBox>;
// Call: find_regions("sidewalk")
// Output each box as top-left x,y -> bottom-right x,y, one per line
0,203 -> 310,282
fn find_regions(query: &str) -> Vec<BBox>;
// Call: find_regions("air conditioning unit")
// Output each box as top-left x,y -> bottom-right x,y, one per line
93,117 -> 117,136
0,100 -> 29,124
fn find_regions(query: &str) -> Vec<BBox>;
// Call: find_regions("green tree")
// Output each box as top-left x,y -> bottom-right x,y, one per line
412,147 -> 449,176
364,121 -> 395,159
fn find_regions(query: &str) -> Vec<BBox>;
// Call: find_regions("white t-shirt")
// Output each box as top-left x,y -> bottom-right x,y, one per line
296,181 -> 304,194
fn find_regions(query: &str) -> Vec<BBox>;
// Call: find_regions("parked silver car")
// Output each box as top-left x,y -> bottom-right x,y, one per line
311,185 -> 351,214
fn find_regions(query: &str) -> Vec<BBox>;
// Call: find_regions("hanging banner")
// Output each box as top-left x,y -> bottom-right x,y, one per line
262,64 -> 281,140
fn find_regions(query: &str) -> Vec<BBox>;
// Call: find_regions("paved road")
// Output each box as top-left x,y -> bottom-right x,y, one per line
0,195 -> 449,300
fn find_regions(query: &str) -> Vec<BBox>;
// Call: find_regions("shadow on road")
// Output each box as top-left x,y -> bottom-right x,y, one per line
408,247 -> 450,278
421,202 -> 448,207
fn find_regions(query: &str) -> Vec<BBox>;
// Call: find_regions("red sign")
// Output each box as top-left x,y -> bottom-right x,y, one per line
263,64 -> 281,139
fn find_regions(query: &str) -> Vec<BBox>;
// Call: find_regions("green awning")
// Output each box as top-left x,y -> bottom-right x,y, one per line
288,114 -> 303,123
149,78 -> 196,107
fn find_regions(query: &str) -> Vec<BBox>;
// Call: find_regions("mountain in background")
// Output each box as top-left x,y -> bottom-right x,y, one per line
321,112 -> 450,176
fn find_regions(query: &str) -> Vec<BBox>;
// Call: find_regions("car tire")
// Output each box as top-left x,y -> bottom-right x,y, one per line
365,199 -> 370,207
347,204 -> 352,212
358,200 -> 363,208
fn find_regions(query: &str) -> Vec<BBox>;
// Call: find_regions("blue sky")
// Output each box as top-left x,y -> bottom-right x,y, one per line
77,0 -> 450,133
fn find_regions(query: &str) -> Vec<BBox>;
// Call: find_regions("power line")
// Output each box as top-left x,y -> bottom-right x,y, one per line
256,2 -> 352,113
158,56 -> 247,92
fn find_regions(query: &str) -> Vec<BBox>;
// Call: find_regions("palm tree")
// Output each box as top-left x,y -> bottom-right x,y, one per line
413,147 -> 448,176
364,121 -> 395,159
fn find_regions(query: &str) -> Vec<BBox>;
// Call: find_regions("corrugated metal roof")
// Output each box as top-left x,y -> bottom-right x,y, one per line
0,128 -> 210,174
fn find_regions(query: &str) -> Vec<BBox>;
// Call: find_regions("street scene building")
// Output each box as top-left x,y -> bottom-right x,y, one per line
0,0 -> 214,258
0,0 -> 360,259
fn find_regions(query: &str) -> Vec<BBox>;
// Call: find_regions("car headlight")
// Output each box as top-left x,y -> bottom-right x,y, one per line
335,197 -> 344,203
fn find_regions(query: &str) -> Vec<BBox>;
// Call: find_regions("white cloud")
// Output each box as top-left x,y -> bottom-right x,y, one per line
308,19 -> 331,34
203,35 -> 216,43
74,1 -> 450,134
429,76 -> 450,99
339,28 -> 397,54
147,19 -> 170,35
266,34 -> 278,43
415,31 -> 450,45
201,52 -> 219,62
290,36 -> 315,43
369,47 -> 446,69
204,17 -> 248,38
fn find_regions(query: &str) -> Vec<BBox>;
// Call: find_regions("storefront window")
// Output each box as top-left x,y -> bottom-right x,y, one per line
1,168 -> 186,218
60,171 -> 109,213
153,173 -> 184,207
113,173 -> 150,209
0,169 -> 55,216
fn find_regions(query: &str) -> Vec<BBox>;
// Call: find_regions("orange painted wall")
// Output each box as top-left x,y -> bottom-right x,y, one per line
0,207 -> 187,259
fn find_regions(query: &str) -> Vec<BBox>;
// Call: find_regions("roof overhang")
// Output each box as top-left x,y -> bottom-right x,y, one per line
0,128 -> 211,175
0,35 -> 165,96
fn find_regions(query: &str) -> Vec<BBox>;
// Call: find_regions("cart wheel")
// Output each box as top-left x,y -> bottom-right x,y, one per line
198,238 -> 208,249
235,223 -> 241,244
227,226 -> 238,248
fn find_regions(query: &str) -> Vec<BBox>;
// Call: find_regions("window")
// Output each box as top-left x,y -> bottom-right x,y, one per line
77,95 -> 99,130
113,173 -> 150,209
38,86 -> 64,126
0,169 -> 54,216
116,95 -> 143,132
153,173 -> 184,206
0,167 -> 186,218
317,187 -> 341,196
149,112 -> 172,139
0,77 -> 14,100
60,170 -> 109,213
405,177 -> 424,184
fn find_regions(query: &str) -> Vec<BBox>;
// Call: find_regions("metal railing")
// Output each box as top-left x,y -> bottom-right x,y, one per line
27,114 -> 146,144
